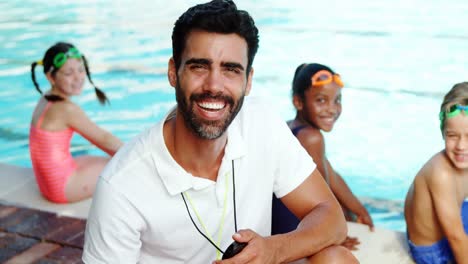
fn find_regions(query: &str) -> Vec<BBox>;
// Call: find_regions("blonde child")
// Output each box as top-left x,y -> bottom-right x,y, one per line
30,42 -> 123,203
405,82 -> 468,264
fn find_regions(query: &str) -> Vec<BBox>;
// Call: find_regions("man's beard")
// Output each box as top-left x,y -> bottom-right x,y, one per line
175,84 -> 244,140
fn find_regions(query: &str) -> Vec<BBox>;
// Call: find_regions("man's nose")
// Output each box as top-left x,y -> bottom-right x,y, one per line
203,69 -> 223,93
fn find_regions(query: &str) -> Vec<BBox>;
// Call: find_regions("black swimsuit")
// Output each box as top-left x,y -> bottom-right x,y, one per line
271,125 -> 308,235
290,125 -> 308,136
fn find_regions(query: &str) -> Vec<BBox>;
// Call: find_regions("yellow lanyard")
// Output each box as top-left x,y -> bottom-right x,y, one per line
182,171 -> 229,260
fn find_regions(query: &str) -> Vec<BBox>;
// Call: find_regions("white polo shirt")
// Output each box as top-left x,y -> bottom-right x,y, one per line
83,97 -> 315,264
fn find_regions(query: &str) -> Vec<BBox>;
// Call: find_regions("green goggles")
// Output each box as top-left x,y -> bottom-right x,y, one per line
440,104 -> 468,120
439,104 -> 468,131
52,47 -> 82,69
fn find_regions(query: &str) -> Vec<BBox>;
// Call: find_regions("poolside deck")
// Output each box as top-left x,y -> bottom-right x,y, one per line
0,203 -> 85,263
0,162 -> 414,263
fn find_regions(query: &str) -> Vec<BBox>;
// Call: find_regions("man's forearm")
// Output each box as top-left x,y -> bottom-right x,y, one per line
271,200 -> 347,263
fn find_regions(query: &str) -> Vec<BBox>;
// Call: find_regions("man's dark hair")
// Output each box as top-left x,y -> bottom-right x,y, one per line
172,0 -> 259,74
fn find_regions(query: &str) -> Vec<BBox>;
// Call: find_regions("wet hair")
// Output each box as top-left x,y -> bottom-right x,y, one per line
171,0 -> 259,75
291,63 -> 337,100
439,82 -> 468,133
31,42 -> 109,105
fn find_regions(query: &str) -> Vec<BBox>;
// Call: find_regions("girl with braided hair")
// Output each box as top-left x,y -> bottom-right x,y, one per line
29,42 -> 122,203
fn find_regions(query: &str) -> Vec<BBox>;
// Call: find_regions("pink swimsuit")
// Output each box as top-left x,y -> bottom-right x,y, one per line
29,102 -> 77,203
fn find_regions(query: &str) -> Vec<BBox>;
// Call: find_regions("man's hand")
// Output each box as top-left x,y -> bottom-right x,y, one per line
213,229 -> 278,264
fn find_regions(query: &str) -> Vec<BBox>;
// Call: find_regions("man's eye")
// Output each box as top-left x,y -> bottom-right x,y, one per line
190,64 -> 205,70
226,67 -> 240,73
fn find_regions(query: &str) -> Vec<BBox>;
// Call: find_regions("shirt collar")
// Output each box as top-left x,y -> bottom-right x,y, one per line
152,106 -> 246,196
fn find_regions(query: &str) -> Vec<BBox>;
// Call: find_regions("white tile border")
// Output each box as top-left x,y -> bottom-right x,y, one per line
0,163 -> 91,219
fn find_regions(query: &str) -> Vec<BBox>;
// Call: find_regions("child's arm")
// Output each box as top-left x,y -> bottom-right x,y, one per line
296,128 -> 371,228
296,128 -> 367,249
65,103 -> 123,155
296,129 -> 329,182
428,171 -> 468,263
328,167 -> 374,231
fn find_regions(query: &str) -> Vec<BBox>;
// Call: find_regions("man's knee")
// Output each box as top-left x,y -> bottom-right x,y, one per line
307,245 -> 359,264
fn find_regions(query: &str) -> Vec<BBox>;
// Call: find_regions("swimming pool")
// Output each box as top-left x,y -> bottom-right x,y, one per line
1,0 -> 468,231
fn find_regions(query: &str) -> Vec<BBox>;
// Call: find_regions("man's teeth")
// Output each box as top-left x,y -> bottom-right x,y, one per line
199,102 -> 225,110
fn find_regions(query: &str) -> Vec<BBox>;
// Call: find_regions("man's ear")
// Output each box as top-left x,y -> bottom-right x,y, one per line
168,57 -> 177,88
245,68 -> 254,96
292,95 -> 303,110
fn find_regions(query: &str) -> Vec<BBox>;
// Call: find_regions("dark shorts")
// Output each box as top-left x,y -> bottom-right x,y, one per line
407,200 -> 468,264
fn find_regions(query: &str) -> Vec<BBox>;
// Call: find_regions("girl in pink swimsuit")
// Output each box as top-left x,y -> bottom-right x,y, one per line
30,42 -> 123,203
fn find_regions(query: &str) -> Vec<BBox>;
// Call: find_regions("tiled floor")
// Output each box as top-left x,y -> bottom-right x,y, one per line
0,203 -> 85,263
0,163 -> 89,263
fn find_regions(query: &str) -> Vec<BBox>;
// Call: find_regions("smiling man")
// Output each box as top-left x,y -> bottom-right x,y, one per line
82,1 -> 357,263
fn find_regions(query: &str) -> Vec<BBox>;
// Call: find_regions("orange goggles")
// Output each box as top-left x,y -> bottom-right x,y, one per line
311,70 -> 344,88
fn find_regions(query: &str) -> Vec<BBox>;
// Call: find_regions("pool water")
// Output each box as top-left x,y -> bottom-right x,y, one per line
1,0 -> 468,231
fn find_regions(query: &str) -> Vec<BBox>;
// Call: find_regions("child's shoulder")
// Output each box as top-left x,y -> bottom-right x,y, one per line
419,151 -> 455,184
426,151 -> 451,170
299,125 -> 322,138
293,125 -> 324,146
49,99 -> 81,114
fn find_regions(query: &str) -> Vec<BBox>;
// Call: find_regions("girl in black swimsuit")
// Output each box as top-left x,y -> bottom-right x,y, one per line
272,63 -> 374,251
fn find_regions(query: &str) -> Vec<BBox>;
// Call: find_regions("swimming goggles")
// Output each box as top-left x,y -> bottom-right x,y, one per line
439,104 -> 468,132
52,47 -> 82,69
439,104 -> 468,121
311,70 -> 344,88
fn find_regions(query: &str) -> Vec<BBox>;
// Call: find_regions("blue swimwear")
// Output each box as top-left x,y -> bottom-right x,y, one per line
463,200 -> 468,231
408,201 -> 468,264
407,237 -> 455,264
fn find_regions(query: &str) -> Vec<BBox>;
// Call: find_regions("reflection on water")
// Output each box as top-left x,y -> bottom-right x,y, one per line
1,0 -> 468,231
362,198 -> 405,231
